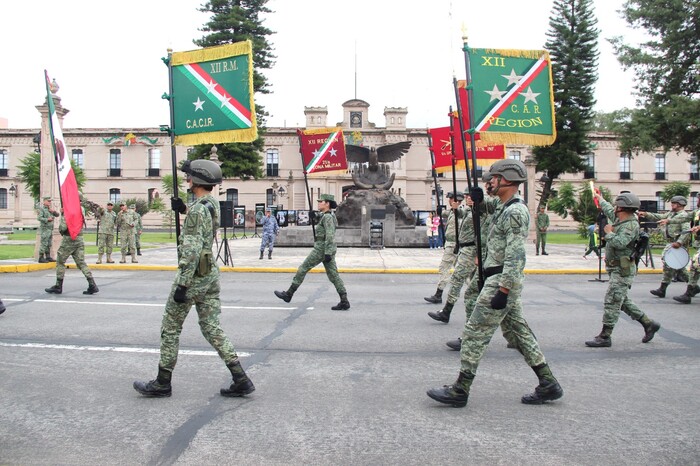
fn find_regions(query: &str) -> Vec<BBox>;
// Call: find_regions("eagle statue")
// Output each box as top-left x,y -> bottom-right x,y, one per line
345,141 -> 412,190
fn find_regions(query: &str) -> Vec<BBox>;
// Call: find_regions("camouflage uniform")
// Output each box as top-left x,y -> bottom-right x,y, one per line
291,211 -> 346,294
644,209 -> 690,284
459,195 -> 546,377
97,207 -> 117,256
117,208 -> 137,260
159,194 -> 241,372
134,211 -> 143,253
55,213 -> 94,282
535,210 -> 549,255
37,202 -> 59,259
436,208 -> 460,290
259,213 -> 280,256
670,209 -> 700,302
443,209 -> 477,307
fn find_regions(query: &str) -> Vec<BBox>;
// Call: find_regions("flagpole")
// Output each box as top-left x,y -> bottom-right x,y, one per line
461,31 -> 485,289
426,129 -> 445,240
296,131 -> 316,239
163,49 -> 182,247
448,107 -> 460,255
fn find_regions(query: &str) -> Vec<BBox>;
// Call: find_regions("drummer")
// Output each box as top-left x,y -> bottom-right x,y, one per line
639,195 -> 691,298
669,198 -> 700,304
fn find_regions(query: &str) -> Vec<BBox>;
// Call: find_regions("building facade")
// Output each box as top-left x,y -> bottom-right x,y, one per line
0,98 -> 697,229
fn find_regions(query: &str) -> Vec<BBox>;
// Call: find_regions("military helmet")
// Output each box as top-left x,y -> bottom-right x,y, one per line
614,192 -> 641,210
482,171 -> 492,183
670,195 -> 688,206
488,159 -> 527,182
446,191 -> 465,202
181,159 -> 222,186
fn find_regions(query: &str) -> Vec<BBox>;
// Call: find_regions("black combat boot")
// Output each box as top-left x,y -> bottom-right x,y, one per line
650,282 -> 669,298
428,301 -> 453,323
45,279 -> 63,294
274,284 -> 298,303
522,363 -> 563,404
133,367 -> 172,397
220,359 -> 255,397
259,251 -> 264,260
46,252 -> 55,262
424,287 -> 443,304
689,285 -> 700,297
541,250 -> 549,256
638,316 -> 661,343
446,337 -> 462,351
331,293 -> 350,311
137,248 -> 142,256
585,324 -> 614,347
268,251 -> 272,260
38,254 -> 47,263
673,285 -> 694,304
427,371 -> 474,408
83,277 -> 99,295
0,299 -> 6,315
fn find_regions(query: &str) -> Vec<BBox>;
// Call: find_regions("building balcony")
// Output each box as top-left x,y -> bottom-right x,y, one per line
147,168 -> 160,177
583,170 -> 595,179
0,169 -> 8,177
691,173 -> 699,181
655,172 -> 666,180
109,168 -> 121,177
619,172 -> 631,180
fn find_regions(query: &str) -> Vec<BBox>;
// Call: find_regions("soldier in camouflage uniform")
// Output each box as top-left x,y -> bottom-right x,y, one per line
259,207 -> 280,259
134,206 -> 143,256
274,194 -> 350,311
116,203 -> 138,263
423,192 -> 464,304
639,195 -> 691,297
535,205 -> 550,255
428,191 -> 477,323
96,202 -> 117,264
134,160 -> 254,398
37,196 -> 59,262
672,202 -> 700,303
585,192 -> 661,347
45,208 -> 99,295
428,159 -> 563,408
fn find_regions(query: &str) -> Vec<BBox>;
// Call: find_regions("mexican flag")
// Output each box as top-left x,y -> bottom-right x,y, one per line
171,41 -> 257,145
45,70 -> 83,240
468,48 -> 556,146
428,125 -> 505,174
298,127 -> 348,174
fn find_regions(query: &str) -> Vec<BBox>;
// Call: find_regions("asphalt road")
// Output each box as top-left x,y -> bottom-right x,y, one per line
1,270 -> 699,465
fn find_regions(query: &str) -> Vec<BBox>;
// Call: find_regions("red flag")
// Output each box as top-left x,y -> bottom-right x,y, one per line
428,125 -> 505,174
45,71 -> 83,239
298,127 -> 348,174
456,80 -> 480,141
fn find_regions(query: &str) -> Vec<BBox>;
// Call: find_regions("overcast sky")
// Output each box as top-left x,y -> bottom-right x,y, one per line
1,0 -> 641,130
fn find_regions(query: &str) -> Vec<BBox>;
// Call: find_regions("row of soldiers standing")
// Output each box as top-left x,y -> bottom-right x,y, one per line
95,202 -> 142,264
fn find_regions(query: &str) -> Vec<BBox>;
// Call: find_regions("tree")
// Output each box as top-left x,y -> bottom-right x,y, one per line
121,198 -> 151,217
157,174 -> 188,237
532,0 -> 600,207
190,0 -> 276,180
591,109 -> 632,132
17,151 -> 86,204
609,0 -> 700,156
548,181 -> 612,235
660,181 -> 690,202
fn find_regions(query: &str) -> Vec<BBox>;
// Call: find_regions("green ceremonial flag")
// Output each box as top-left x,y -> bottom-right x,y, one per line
171,41 -> 257,145
469,48 -> 556,146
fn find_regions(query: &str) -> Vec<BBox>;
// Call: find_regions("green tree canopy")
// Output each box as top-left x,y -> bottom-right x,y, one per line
17,151 -> 86,205
532,0 -> 600,206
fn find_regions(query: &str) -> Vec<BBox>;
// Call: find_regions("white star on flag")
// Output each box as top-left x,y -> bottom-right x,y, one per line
220,96 -> 231,108
485,84 -> 506,102
501,69 -> 523,87
205,80 -> 217,94
329,147 -> 337,157
193,97 -> 205,111
312,149 -> 320,158
521,86 -> 541,104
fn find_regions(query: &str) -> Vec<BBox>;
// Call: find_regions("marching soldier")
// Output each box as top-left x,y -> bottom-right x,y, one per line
535,205 -> 550,255
639,195 -> 691,297
116,203 -> 138,263
423,192 -> 463,304
671,200 -> 700,303
45,208 -> 99,295
427,159 -> 563,408
36,196 -> 59,263
134,159 -> 254,398
274,194 -> 350,311
96,202 -> 117,264
259,207 -> 280,259
585,192 -> 661,347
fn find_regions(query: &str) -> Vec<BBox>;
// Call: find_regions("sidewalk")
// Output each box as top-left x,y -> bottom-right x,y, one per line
0,236 -> 662,274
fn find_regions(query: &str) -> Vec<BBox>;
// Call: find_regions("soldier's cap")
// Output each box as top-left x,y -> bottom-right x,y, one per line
119,203 -> 125,206
446,191 -> 465,201
670,195 -> 687,206
106,202 -> 113,206
317,193 -> 337,208
43,196 -> 51,201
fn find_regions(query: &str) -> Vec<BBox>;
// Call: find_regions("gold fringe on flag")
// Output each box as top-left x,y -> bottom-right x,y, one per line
171,41 -> 252,66
175,127 -> 258,146
481,48 -> 544,60
301,126 -> 343,135
478,132 -> 556,146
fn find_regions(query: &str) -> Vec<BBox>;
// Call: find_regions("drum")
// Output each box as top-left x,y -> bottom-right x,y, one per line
662,245 -> 690,270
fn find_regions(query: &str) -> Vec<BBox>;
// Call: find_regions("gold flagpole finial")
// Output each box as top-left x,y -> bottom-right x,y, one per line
461,23 -> 468,44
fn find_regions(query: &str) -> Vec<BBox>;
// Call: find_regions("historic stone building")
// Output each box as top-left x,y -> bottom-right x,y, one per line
0,98 -> 697,230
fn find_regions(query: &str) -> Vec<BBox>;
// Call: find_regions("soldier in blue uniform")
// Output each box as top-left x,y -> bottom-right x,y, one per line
259,207 -> 280,259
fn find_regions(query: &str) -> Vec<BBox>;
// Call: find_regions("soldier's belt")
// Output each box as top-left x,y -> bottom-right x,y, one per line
484,265 -> 504,278
459,241 -> 475,248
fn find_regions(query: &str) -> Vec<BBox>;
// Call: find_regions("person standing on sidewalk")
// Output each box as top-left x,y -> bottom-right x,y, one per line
639,195 -> 690,298
426,212 -> 438,249
45,208 -> 99,295
259,208 -> 279,259
535,205 -> 549,256
585,192 -> 661,348
274,194 -> 350,311
96,202 -> 117,264
37,197 -> 59,263
423,192 -> 464,304
427,159 -> 563,408
134,159 -> 254,398
134,206 -> 143,256
116,203 -> 138,263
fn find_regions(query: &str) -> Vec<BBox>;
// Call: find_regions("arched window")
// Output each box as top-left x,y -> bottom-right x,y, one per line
109,188 -> 120,204
148,148 -> 161,176
656,191 -> 664,212
508,150 -> 521,161
72,149 -> 84,169
226,188 -> 239,205
266,148 -> 279,177
0,188 -> 7,209
109,149 -> 121,177
148,188 -> 160,206
655,153 -> 666,180
619,153 -> 631,179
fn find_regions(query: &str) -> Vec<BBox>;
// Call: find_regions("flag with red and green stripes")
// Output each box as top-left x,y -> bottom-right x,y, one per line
298,128 -> 348,174
468,48 -> 556,146
171,41 -> 257,145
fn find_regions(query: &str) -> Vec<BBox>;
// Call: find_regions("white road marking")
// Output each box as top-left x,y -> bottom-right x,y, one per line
3,298 -> 293,310
0,341 -> 250,357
